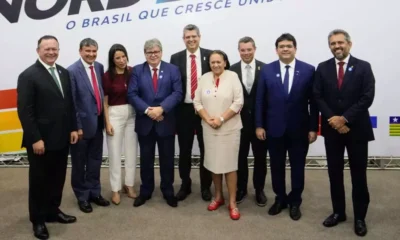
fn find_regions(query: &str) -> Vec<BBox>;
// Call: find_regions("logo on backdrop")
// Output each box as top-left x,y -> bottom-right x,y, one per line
0,0 -> 280,30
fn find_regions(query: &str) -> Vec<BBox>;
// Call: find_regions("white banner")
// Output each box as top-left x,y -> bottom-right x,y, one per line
0,0 -> 399,156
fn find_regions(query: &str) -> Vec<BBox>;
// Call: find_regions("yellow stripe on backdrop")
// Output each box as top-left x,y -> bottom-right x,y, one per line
0,131 -> 24,153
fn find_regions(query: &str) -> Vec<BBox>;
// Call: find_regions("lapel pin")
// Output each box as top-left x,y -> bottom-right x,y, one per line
58,70 -> 62,74
204,57 -> 206,61
160,75 -> 163,79
276,73 -> 280,77
348,66 -> 354,72
258,66 -> 260,70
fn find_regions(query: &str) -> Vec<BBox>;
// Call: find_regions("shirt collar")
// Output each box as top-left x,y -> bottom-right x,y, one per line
149,62 -> 161,72
335,54 -> 351,65
279,58 -> 296,69
80,58 -> 94,69
187,48 -> 201,59
241,58 -> 256,69
38,57 -> 56,69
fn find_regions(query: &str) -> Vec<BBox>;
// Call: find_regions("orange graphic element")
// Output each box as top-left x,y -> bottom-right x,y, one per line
0,89 -> 17,110
0,110 -> 21,131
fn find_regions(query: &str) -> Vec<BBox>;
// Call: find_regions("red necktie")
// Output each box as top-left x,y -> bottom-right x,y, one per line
152,68 -> 158,92
337,62 -> 345,89
190,54 -> 197,99
89,66 -> 101,115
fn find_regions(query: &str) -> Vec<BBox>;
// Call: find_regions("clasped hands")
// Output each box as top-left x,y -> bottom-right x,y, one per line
206,117 -> 222,129
328,116 -> 350,134
147,106 -> 164,122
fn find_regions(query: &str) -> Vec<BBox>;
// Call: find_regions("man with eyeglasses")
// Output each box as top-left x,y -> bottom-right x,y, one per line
169,24 -> 214,202
127,38 -> 183,208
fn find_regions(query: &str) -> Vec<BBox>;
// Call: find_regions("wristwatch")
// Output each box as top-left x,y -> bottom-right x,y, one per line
219,116 -> 225,124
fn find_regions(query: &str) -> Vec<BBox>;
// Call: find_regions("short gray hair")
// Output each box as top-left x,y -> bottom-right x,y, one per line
144,38 -> 163,52
238,36 -> 256,49
183,24 -> 200,37
328,29 -> 351,43
79,38 -> 98,50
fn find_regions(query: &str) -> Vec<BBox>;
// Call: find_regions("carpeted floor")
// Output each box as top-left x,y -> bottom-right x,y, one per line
0,168 -> 399,240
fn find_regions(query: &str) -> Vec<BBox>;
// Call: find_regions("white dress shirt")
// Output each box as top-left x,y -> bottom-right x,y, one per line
185,48 -> 202,103
149,62 -> 161,78
241,58 -> 256,93
38,57 -> 64,96
80,58 -> 100,90
280,59 -> 296,93
335,54 -> 351,75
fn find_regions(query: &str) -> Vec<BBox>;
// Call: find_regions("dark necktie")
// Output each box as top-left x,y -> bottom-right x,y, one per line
283,65 -> 290,96
152,68 -> 158,92
338,62 -> 345,89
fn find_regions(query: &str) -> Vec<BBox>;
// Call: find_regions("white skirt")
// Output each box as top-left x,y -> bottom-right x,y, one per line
203,130 -> 240,174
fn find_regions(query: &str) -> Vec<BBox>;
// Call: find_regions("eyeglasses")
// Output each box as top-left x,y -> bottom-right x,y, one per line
145,51 -> 161,56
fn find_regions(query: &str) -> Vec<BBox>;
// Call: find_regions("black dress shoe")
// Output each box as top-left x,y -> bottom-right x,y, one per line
268,201 -> 287,215
46,212 -> 77,224
133,195 -> 151,207
165,196 -> 178,207
90,195 -> 110,206
33,223 -> 49,240
201,189 -> 212,201
322,213 -> 347,227
255,191 -> 267,207
354,220 -> 367,236
236,190 -> 247,204
289,205 -> 302,220
78,201 -> 93,213
176,187 -> 192,201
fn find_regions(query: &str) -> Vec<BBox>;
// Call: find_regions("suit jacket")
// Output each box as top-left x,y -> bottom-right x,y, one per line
255,59 -> 319,138
230,59 -> 265,129
127,61 -> 183,137
17,60 -> 77,150
68,59 -> 105,139
169,47 -> 212,103
313,55 -> 375,141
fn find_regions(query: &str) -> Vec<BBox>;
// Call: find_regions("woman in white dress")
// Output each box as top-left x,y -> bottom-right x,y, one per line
193,50 -> 244,220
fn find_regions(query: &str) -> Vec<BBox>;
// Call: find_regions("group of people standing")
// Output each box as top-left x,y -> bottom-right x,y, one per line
16,24 -> 375,240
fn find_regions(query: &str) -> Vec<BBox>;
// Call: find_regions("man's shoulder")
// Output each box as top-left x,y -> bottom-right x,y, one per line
255,59 -> 266,66
296,59 -> 315,71
200,48 -> 213,56
67,59 -> 81,71
170,49 -> 186,60
230,61 -> 241,70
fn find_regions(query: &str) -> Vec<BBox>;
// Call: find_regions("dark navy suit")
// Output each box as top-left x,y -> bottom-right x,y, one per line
127,61 -> 182,198
68,59 -> 105,202
255,59 -> 318,206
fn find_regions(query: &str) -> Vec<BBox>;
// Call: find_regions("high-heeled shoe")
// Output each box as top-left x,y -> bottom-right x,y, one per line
123,185 -> 137,199
111,192 -> 121,205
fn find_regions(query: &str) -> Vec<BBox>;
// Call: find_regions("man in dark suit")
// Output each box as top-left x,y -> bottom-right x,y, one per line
17,35 -> 78,240
255,33 -> 318,221
68,38 -> 110,213
313,29 -> 375,237
169,24 -> 213,201
229,37 -> 268,206
128,38 -> 183,207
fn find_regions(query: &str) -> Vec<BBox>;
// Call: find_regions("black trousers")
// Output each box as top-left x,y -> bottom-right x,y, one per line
176,103 -> 212,191
325,134 -> 370,220
269,132 -> 309,206
237,126 -> 267,192
27,145 -> 69,224
138,127 -> 175,198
